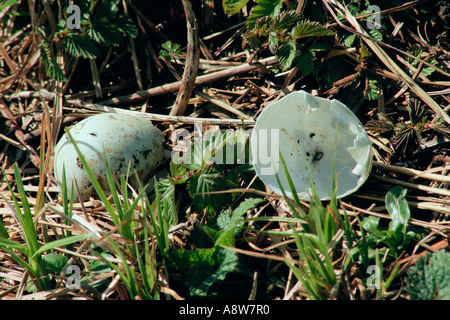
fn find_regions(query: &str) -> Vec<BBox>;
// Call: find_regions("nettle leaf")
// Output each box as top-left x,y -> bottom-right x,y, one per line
114,15 -> 138,39
223,0 -> 250,16
39,39 -> 67,82
168,247 -> 239,296
155,178 -> 178,225
247,0 -> 284,29
293,47 -> 316,76
276,40 -> 296,71
187,167 -> 234,213
271,10 -> 303,32
291,20 -> 335,39
89,18 -> 126,46
186,129 -> 242,171
63,34 -> 100,58
216,198 -> 264,247
406,250 -> 450,300
93,0 -> 119,20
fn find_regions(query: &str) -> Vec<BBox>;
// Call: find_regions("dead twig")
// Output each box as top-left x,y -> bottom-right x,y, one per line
170,0 -> 200,117
98,56 -> 278,106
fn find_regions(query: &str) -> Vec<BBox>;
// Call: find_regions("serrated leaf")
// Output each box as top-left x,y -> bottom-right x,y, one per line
155,178 -> 178,225
368,27 -> 383,42
114,15 -> 138,38
406,250 -> 450,300
187,168 -> 234,213
63,34 -> 100,58
159,40 -> 183,59
170,161 -> 189,184
271,10 -> 303,32
39,39 -> 67,82
247,0 -> 284,29
93,0 -> 119,20
88,19 -> 125,45
216,198 -> 264,247
186,129 -> 238,170
223,0 -> 250,16
294,48 -> 316,76
276,40 -> 296,71
291,20 -> 335,39
167,247 -> 239,296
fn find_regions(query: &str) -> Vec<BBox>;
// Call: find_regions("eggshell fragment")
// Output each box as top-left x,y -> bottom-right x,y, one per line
54,113 -> 164,200
250,90 -> 372,200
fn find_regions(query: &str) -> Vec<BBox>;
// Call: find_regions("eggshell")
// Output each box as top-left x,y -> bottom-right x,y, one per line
250,90 -> 372,200
54,113 -> 164,200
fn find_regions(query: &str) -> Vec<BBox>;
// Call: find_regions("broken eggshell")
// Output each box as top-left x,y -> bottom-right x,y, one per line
53,113 -> 165,200
250,90 -> 372,200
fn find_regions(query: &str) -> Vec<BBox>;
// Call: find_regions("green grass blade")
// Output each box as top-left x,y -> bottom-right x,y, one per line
32,233 -> 94,258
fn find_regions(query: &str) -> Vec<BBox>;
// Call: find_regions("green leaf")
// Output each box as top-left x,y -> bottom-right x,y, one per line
187,167 -> 234,213
294,47 -> 316,76
63,34 -> 101,58
42,253 -> 69,274
39,39 -> 67,82
88,19 -> 125,46
386,186 -> 410,235
222,0 -> 250,16
0,0 -> 21,10
247,0 -> 284,29
291,20 -> 335,39
406,250 -> 450,300
114,15 -> 138,38
32,233 -> 94,258
276,40 -> 296,71
0,237 -> 29,255
155,178 -> 178,225
93,0 -> 119,20
271,10 -> 303,32
159,40 -> 183,59
168,247 -> 239,296
216,198 -> 264,247
366,79 -> 379,100
361,216 -> 381,233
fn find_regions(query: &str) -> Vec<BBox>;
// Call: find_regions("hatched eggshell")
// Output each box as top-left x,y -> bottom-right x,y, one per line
250,90 -> 372,200
54,113 -> 164,200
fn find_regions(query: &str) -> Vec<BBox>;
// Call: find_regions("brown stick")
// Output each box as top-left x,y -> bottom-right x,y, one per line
170,0 -> 200,116
99,56 -> 278,106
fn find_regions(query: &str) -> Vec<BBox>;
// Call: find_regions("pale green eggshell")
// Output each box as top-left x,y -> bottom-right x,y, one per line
54,113 -> 164,200
250,90 -> 372,200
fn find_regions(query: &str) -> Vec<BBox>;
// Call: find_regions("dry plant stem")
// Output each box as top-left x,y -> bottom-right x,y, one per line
323,0 -> 450,125
373,161 -> 450,183
170,0 -> 200,116
99,56 -> 278,105
195,89 -> 252,120
68,99 -> 256,126
371,174 -> 450,197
